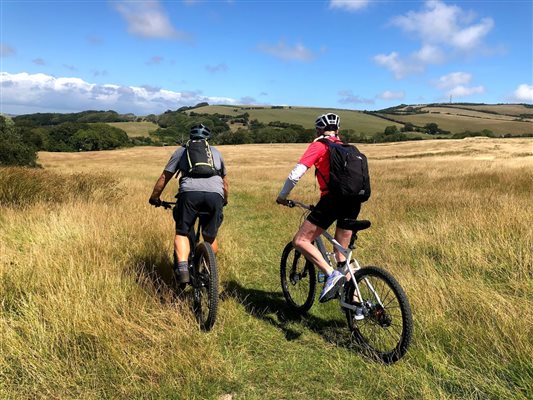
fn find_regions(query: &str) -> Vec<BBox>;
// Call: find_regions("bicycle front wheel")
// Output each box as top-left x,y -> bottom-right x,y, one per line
280,242 -> 316,313
193,242 -> 219,331
344,266 -> 413,363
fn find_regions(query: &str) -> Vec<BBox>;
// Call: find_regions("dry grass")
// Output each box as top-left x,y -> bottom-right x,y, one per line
1,138 -> 532,399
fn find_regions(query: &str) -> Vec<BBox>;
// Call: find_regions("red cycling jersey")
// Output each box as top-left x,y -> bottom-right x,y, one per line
298,135 -> 342,196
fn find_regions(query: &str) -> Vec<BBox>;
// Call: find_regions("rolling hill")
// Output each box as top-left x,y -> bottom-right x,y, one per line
186,105 -> 402,134
371,103 -> 533,135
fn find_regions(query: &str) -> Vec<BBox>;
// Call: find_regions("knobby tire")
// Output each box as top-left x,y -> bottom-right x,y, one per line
344,266 -> 413,363
193,242 -> 219,331
280,242 -> 316,313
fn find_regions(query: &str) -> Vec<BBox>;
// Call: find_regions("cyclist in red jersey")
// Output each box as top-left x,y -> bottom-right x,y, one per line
276,113 -> 361,303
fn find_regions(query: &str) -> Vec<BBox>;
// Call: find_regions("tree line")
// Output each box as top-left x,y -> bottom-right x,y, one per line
3,103 -> 525,168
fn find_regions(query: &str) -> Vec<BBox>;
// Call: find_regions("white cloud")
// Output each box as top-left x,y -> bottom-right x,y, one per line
414,44 -> 445,64
447,85 -> 485,98
433,71 -> 484,98
373,52 -> 424,79
338,90 -> 374,105
435,72 -> 472,89
258,41 -> 315,62
0,72 -> 238,115
377,90 -> 405,101
1,43 -> 16,57
376,1 -> 495,79
114,1 -> 188,40
391,0 -> 494,51
512,84 -> 533,102
329,0 -> 370,12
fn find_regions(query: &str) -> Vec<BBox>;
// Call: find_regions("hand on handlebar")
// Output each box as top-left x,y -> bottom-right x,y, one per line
149,197 -> 162,207
276,197 -> 290,206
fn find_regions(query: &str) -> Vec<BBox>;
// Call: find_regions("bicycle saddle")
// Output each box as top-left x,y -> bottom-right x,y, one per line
342,219 -> 371,232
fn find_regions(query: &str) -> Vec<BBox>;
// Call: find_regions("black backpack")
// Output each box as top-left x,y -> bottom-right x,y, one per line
184,139 -> 218,178
317,138 -> 371,202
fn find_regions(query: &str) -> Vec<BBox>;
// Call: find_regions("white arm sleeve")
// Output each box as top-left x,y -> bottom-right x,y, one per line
278,163 -> 308,199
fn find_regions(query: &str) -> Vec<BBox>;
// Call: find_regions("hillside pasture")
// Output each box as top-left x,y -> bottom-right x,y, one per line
421,106 -> 530,122
1,138 -> 532,399
441,104 -> 533,117
190,105 -> 402,134
107,121 -> 158,137
377,111 -> 533,135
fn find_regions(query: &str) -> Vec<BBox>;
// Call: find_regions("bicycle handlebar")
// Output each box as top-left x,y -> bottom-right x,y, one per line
160,200 -> 175,210
286,200 -> 313,210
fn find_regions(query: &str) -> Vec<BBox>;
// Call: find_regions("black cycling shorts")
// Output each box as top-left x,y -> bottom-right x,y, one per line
174,191 -> 224,238
306,193 -> 361,231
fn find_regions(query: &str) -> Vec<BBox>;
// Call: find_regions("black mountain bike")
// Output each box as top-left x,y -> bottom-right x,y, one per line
161,200 -> 219,331
280,200 -> 413,363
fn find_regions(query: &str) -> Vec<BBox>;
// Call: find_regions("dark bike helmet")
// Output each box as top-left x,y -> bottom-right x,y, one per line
315,113 -> 340,131
189,124 -> 211,140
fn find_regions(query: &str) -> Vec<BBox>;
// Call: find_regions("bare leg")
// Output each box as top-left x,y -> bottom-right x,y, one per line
292,220 -> 333,275
175,234 -> 190,262
334,227 -> 352,263
203,235 -> 218,254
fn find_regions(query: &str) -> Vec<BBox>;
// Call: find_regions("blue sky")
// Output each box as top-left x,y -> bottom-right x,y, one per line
1,0 -> 532,115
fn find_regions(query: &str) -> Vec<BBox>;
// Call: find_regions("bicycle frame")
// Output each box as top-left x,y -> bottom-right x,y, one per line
287,200 -> 384,311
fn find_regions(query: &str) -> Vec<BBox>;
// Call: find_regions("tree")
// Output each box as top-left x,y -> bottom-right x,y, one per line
424,122 -> 440,135
384,125 -> 399,135
401,122 -> 415,132
0,116 -> 39,166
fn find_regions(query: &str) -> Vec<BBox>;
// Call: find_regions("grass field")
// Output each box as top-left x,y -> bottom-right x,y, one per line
376,111 -> 533,135
421,107 -> 526,121
1,139 -> 532,399
107,121 -> 159,137
440,104 -> 533,117
190,105 -> 402,133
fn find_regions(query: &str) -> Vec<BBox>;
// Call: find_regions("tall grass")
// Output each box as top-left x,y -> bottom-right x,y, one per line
1,139 -> 532,399
0,167 -> 122,207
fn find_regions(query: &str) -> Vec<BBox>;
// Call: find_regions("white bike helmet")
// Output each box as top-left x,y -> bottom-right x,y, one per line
315,113 -> 340,130
189,124 -> 211,139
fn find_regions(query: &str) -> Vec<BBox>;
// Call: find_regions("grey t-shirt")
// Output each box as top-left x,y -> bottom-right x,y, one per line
164,143 -> 226,198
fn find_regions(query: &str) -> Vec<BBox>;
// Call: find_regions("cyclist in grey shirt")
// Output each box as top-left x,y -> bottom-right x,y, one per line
149,124 -> 228,283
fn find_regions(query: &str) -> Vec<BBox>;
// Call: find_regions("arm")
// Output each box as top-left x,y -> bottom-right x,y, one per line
223,175 -> 229,205
149,170 -> 176,205
276,163 -> 308,204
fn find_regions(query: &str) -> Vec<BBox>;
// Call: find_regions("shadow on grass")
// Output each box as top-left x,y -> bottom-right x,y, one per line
222,280 -> 353,349
129,252 -> 183,304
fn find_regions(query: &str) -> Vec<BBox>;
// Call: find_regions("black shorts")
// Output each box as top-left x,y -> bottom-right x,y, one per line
307,193 -> 361,230
174,191 -> 224,238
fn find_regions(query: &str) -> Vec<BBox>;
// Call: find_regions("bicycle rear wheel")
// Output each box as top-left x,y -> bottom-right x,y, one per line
280,242 -> 316,313
344,266 -> 413,363
193,242 -> 219,331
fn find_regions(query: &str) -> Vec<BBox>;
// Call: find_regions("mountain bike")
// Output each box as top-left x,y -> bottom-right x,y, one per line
160,200 -> 219,331
280,200 -> 413,363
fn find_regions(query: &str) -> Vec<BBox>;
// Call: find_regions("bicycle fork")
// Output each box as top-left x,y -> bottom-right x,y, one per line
339,254 -> 385,312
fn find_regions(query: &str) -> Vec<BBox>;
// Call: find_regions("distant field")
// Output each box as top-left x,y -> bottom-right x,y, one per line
442,104 -> 533,117
376,111 -> 533,135
421,106 -> 523,121
190,105 -> 402,134
107,121 -> 158,137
